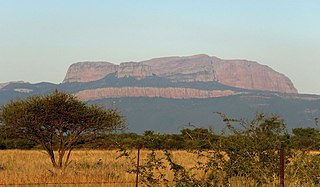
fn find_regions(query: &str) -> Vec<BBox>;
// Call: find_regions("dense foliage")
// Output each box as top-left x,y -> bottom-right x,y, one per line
1,124 -> 319,151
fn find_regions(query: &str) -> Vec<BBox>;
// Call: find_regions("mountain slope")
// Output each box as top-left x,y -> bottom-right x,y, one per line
0,77 -> 319,133
91,96 -> 320,133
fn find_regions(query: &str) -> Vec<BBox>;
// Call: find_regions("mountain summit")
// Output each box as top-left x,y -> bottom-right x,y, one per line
63,54 -> 297,93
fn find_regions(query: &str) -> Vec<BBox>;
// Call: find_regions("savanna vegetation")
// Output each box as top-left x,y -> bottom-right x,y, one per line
0,91 -> 124,169
0,91 -> 319,186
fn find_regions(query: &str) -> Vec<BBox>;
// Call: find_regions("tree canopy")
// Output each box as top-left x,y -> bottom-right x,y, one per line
0,91 -> 125,168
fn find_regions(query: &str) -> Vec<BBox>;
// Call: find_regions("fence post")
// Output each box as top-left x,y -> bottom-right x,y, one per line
136,144 -> 143,187
280,143 -> 284,187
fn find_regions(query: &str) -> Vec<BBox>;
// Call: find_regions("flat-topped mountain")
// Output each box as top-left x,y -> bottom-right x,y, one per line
1,54 -> 318,133
63,61 -> 118,83
63,54 -> 297,93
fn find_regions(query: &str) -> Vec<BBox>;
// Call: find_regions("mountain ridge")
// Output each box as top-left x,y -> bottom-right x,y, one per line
62,54 -> 297,93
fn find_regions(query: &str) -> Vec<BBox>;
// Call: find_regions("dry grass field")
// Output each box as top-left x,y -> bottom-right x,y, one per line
0,149 -> 319,186
0,150 -> 200,186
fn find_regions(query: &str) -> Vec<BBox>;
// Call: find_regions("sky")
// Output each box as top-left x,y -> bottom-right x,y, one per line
0,0 -> 319,94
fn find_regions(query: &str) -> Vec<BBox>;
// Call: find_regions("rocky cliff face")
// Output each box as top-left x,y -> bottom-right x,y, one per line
63,61 -> 118,83
63,54 -> 297,93
76,87 -> 242,100
117,62 -> 153,79
213,60 -> 297,93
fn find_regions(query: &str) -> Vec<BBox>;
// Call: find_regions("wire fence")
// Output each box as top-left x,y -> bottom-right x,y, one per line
0,145 -> 318,186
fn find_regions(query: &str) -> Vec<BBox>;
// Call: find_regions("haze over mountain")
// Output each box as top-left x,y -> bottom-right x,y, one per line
1,54 -> 319,133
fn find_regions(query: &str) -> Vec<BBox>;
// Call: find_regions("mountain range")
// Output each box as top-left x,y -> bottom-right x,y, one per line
1,54 -> 319,133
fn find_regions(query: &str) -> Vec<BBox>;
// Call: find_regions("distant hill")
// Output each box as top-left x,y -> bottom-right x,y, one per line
90,96 -> 320,133
1,54 -> 319,133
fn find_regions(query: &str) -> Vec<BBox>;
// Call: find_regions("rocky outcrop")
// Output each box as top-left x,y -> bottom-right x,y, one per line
14,88 -> 33,93
63,54 -> 298,93
140,54 -> 219,82
213,60 -> 297,93
0,81 -> 27,90
117,62 -> 153,79
0,83 -> 6,89
76,87 -> 242,100
63,61 -> 118,83
139,54 -> 297,93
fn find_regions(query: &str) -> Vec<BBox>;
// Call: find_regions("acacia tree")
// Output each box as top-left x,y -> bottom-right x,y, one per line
0,91 -> 125,168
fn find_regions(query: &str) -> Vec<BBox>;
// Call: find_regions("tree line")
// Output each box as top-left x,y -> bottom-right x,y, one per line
1,122 -> 319,151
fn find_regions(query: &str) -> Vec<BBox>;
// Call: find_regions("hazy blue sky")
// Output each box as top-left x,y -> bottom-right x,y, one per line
0,1 -> 319,94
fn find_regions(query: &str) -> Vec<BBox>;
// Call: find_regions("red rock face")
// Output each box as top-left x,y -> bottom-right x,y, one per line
76,87 -> 242,101
117,62 -> 153,79
63,54 -> 298,93
214,60 -> 297,93
63,62 -> 118,83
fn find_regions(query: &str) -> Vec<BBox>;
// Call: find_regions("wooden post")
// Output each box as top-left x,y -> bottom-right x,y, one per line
136,144 -> 143,187
280,143 -> 285,187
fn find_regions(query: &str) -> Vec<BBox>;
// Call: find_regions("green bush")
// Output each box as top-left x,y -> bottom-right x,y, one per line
0,139 -> 36,149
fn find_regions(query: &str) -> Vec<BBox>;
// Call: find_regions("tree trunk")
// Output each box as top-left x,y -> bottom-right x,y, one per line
64,148 -> 73,167
50,154 -> 58,168
46,149 -> 60,169
42,143 -> 59,168
58,150 -> 65,168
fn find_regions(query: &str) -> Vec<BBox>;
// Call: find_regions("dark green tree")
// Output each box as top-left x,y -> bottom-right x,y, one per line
0,91 -> 124,168
292,127 -> 320,150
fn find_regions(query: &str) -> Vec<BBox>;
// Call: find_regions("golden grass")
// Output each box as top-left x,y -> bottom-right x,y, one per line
0,149 -> 318,186
0,149 -> 198,186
